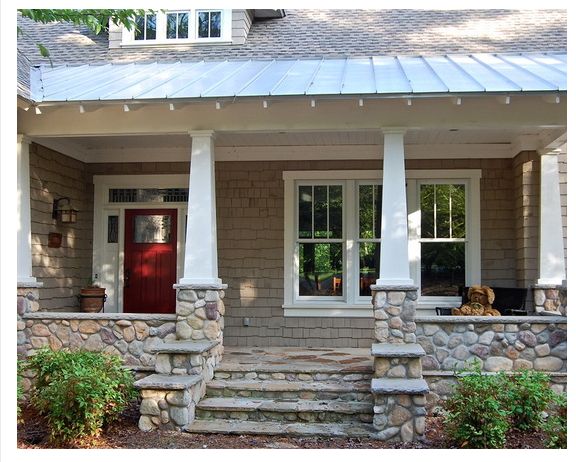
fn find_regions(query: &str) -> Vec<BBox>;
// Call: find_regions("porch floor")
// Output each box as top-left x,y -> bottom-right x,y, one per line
217,346 -> 374,374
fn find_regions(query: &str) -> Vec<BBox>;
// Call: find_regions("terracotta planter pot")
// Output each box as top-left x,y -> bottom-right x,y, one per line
79,287 -> 106,313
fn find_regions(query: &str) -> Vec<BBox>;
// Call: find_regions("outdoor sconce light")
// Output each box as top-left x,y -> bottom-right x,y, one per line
52,197 -> 78,224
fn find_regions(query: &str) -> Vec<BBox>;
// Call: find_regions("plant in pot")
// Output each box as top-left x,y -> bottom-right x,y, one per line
79,280 -> 106,313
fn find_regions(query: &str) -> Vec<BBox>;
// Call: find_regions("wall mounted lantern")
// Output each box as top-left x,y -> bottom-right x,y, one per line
52,197 -> 78,224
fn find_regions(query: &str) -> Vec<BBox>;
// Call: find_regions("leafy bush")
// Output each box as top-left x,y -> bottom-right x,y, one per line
501,369 -> 557,431
26,348 -> 136,443
543,393 -> 567,449
443,363 -> 510,448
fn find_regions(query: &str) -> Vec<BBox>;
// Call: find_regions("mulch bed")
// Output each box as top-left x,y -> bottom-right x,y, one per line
17,402 -> 548,449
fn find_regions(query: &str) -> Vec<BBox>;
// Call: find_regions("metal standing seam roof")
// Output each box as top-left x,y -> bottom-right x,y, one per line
31,53 -> 567,103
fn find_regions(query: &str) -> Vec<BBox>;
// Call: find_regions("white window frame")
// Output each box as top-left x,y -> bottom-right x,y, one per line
283,170 -> 481,317
121,9 -> 232,46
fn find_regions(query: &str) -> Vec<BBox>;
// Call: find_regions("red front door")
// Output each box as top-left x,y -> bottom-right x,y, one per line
124,209 -> 177,313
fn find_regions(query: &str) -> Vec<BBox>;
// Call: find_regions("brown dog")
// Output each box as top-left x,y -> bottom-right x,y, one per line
452,285 -> 501,316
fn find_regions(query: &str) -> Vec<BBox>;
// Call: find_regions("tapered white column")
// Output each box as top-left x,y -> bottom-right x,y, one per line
179,131 -> 221,285
17,135 -> 41,286
376,131 -> 414,286
536,148 -> 566,285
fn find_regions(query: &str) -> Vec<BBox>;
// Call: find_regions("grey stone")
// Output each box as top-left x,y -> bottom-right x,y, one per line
421,356 -> 440,370
517,330 -> 538,347
417,337 -> 435,354
141,399 -> 161,416
166,390 -> 192,406
463,331 -> 479,345
84,334 -> 104,351
155,355 -> 172,374
453,345 -> 470,361
550,344 -> 567,359
534,344 -> 551,357
372,343 -> 425,357
376,427 -> 400,441
478,331 -> 495,345
177,290 -> 198,303
432,330 -> 449,347
534,357 -> 564,372
128,340 -> 144,356
100,327 -> 117,345
423,324 -> 440,336
176,321 -> 192,340
549,330 -> 567,347
447,335 -> 462,349
170,406 -> 190,427
485,357 -> 513,372
138,415 -> 156,432
469,344 -> 490,359
400,421 -> 414,442
387,291 -> 406,306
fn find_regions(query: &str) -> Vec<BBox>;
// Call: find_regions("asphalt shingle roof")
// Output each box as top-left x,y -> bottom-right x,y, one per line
17,9 -> 567,100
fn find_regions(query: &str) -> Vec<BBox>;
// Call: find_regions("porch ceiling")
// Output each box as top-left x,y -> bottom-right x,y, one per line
30,126 -> 566,164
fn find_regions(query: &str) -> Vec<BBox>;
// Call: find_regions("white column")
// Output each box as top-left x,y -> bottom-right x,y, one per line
179,131 -> 221,285
376,131 -> 414,286
17,135 -> 40,285
536,149 -> 566,285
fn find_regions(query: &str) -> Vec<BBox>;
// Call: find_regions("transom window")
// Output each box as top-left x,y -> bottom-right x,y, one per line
283,171 -> 481,317
124,10 -> 230,45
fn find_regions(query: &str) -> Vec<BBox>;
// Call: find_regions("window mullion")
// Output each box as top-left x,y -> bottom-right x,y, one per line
345,180 -> 355,304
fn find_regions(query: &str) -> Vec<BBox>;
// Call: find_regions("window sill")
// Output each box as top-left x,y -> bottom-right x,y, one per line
282,304 -> 373,318
120,40 -> 233,48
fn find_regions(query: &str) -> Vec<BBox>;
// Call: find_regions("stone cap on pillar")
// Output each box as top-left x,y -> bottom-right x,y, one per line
371,343 -> 426,358
173,283 -> 228,290
370,284 -> 418,291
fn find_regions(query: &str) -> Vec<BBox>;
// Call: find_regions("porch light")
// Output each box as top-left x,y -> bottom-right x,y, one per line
52,197 -> 78,224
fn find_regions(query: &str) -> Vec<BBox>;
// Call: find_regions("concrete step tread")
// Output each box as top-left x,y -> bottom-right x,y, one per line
371,377 -> 429,395
150,340 -> 219,354
186,419 -> 377,438
371,343 -> 426,358
208,379 -> 371,393
134,373 -> 202,390
196,397 -> 373,413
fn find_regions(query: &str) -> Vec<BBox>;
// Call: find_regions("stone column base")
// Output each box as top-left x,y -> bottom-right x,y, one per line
373,392 -> 428,442
533,284 -> 566,316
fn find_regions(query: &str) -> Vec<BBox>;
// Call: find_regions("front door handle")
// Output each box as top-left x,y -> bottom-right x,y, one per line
124,269 -> 131,288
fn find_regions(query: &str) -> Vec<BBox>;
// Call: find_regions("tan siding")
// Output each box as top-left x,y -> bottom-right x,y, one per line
29,144 -> 94,311
231,9 -> 253,44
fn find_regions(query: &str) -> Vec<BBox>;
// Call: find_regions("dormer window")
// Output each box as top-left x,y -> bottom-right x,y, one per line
122,9 -> 230,45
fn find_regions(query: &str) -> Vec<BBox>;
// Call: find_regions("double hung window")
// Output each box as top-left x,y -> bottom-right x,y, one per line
284,170 -> 480,316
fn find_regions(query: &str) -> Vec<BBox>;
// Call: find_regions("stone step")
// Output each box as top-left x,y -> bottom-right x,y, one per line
196,397 -> 374,424
206,379 -> 373,401
134,373 -> 203,391
213,369 -> 372,383
186,419 -> 377,438
371,343 -> 426,358
371,378 -> 430,395
150,340 -> 219,354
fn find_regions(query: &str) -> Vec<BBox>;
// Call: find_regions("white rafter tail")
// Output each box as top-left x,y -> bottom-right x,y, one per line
169,102 -> 184,111
34,106 -> 42,115
262,100 -> 269,109
215,101 -> 223,110
542,94 -> 561,104
452,96 -> 463,106
358,98 -> 364,107
123,103 -> 145,112
310,99 -> 316,108
497,95 -> 512,105
79,104 -> 102,114
405,98 -> 413,107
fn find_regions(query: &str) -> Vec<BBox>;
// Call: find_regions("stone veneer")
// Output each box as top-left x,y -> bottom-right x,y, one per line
370,286 -> 428,443
134,285 -> 227,432
415,315 -> 568,409
533,285 -> 567,316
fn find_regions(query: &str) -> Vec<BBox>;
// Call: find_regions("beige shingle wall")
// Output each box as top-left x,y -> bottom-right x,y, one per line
217,158 -> 519,347
29,144 -> 94,311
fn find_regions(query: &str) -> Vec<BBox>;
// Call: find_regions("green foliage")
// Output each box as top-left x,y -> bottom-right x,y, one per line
443,364 -> 510,448
501,369 -> 557,431
444,364 -> 567,449
26,348 -> 136,443
17,360 -> 25,420
542,393 -> 567,449
18,9 -> 149,59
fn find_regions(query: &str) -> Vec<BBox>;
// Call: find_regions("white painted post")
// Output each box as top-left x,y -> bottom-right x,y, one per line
376,131 -> 414,286
179,131 -> 222,285
17,135 -> 41,286
536,149 -> 566,285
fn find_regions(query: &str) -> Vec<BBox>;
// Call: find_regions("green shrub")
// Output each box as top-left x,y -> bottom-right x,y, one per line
443,364 -> 510,448
26,348 -> 136,443
501,369 -> 557,431
543,393 -> 567,449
